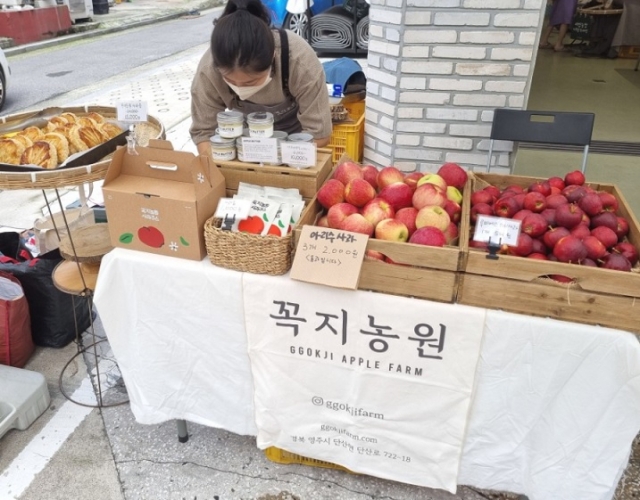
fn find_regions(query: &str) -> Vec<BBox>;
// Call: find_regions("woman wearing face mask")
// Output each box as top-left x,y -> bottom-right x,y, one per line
190,0 -> 333,157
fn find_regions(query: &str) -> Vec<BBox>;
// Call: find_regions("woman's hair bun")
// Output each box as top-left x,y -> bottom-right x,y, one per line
223,0 -> 272,25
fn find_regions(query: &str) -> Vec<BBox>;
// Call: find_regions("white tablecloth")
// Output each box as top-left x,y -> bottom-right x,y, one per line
94,248 -> 640,500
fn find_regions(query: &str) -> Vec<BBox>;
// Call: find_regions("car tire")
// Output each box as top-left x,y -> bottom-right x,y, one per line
0,69 -> 5,111
284,10 -> 312,39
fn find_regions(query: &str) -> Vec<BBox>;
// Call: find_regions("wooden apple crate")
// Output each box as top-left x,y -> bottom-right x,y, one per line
293,174 -> 471,303
214,148 -> 333,201
458,173 -> 640,334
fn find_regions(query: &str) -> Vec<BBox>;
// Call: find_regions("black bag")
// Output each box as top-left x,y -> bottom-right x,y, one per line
0,232 -> 92,348
342,0 -> 369,21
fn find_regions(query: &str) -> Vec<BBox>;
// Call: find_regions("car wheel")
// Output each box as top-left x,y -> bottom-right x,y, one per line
284,10 -> 311,38
0,69 -> 5,111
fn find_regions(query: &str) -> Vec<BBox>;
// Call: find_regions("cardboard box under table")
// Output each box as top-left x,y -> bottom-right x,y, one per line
293,174 -> 470,303
214,148 -> 333,201
102,140 -> 226,261
459,173 -> 640,333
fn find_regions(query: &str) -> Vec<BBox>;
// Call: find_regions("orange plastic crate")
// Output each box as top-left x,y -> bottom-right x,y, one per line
264,446 -> 353,472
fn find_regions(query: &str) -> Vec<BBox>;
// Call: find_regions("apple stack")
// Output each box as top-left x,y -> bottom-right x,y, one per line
315,160 -> 469,255
468,170 -> 639,273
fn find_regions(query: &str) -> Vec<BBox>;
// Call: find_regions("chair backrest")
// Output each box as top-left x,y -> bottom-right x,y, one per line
490,109 -> 595,146
487,108 -> 595,174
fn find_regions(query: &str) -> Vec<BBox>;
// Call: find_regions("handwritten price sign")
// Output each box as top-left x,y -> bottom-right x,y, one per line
473,215 -> 521,246
117,100 -> 148,123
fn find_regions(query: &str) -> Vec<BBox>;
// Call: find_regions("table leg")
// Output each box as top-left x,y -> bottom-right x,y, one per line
177,419 -> 189,443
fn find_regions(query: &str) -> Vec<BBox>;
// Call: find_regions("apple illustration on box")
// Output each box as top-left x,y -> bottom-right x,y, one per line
238,215 -> 266,234
138,226 -> 165,248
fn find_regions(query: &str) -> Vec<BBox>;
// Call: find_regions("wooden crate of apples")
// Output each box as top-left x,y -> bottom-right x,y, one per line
295,157 -> 470,302
458,171 -> 640,333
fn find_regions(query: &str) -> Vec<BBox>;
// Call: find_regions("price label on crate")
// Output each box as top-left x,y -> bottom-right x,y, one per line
117,100 -> 148,123
291,225 -> 368,290
241,138 -> 278,164
214,198 -> 251,221
473,215 -> 521,246
281,142 -> 316,168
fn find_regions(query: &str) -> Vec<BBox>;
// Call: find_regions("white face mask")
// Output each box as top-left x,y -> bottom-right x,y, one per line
225,75 -> 273,101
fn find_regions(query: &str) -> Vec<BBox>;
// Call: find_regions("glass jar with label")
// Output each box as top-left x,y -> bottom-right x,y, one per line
217,110 -> 244,139
235,137 -> 245,162
210,135 -> 236,161
287,132 -> 314,143
265,131 -> 289,165
247,111 -> 274,138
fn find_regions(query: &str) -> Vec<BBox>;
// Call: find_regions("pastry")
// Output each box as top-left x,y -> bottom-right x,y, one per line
59,112 -> 78,124
0,138 -> 25,165
79,125 -> 106,148
43,132 -> 70,164
67,124 -> 90,153
22,126 -> 45,142
12,134 -> 34,150
76,116 -> 98,128
98,122 -> 124,140
86,112 -> 106,124
20,141 -> 58,169
46,116 -> 69,132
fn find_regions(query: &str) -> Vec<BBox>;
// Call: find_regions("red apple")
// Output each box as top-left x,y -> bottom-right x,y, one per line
601,253 -> 632,272
512,193 -> 526,211
345,178 -> 376,208
565,170 -> 585,186
412,183 -> 446,210
581,258 -> 597,267
317,179 -> 345,209
437,162 -> 468,191
548,176 -> 565,191
365,249 -> 386,261
493,196 -> 520,218
327,203 -> 358,229
528,252 -> 548,260
521,213 -> 548,238
362,199 -> 395,228
582,235 -> 607,260
509,233 -> 533,257
613,242 -> 639,266
506,185 -> 526,194
416,173 -> 447,191
591,226 -> 618,249
361,165 -> 379,190
395,207 -> 418,236
471,202 -> 493,223
404,172 -> 423,190
570,224 -> 591,240
531,238 -> 547,255
342,213 -> 375,236
483,185 -> 501,200
553,235 -> 587,263
543,226 -> 570,250
528,181 -> 551,197
415,205 -> 451,232
546,194 -> 569,209
378,182 -> 414,211
590,211 -> 618,232
409,226 -> 446,247
443,200 -> 462,224
333,161 -> 363,186
598,191 -> 619,212
578,192 -> 603,217
442,221 -> 459,245
540,208 -> 556,227
317,215 -> 329,227
555,203 -> 584,229
615,217 -> 630,239
523,191 -> 547,213
375,218 -> 409,242
513,209 -> 532,221
377,166 -> 404,189
471,190 -> 495,206
563,185 -> 587,204
469,240 -> 489,251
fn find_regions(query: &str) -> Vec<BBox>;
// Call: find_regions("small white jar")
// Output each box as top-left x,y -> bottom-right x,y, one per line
210,135 -> 236,161
235,137 -> 245,162
287,132 -> 314,143
247,111 -> 274,138
217,110 -> 244,139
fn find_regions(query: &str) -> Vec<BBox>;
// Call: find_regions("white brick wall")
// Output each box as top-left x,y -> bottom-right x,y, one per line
363,0 -> 545,170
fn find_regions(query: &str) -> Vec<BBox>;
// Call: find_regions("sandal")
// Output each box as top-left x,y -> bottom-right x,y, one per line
554,45 -> 566,52
539,42 -> 553,49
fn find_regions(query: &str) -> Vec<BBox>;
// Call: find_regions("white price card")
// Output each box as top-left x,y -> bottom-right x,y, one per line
241,138 -> 278,164
117,100 -> 148,123
473,215 -> 521,246
214,198 -> 251,220
281,142 -> 316,168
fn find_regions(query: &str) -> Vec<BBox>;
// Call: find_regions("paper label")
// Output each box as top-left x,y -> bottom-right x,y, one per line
214,198 -> 252,221
281,142 -> 317,168
290,226 -> 368,289
473,215 -> 521,246
117,101 -> 148,123
240,138 -> 278,164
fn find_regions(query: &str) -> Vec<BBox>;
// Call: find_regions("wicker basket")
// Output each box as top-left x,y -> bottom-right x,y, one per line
204,217 -> 293,275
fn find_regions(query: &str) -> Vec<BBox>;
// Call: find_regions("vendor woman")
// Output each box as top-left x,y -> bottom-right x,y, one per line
190,0 -> 333,155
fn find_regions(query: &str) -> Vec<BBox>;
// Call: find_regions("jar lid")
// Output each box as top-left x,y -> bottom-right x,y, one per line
217,110 -> 244,122
210,134 -> 236,145
247,111 -> 274,123
272,131 -> 289,140
288,133 -> 314,142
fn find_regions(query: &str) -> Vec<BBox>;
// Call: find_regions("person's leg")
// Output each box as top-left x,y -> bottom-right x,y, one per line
539,24 -> 554,48
554,23 -> 569,51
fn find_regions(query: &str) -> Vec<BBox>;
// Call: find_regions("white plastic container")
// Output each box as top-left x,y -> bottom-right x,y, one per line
247,112 -> 274,138
210,135 -> 236,161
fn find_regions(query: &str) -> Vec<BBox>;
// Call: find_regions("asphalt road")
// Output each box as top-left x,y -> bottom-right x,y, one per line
2,9 -> 220,115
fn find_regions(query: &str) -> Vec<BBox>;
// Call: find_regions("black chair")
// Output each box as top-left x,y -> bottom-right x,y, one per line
486,109 -> 595,175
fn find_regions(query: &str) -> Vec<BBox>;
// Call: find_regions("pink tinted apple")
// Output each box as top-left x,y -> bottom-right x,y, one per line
417,173 -> 447,191
327,203 -> 358,229
395,207 -> 418,236
375,218 -> 409,242
317,215 -> 329,228
341,213 -> 374,236
317,179 -> 345,209
365,249 -> 386,261
378,182 -> 414,211
409,226 -> 446,247
362,199 -> 395,228
415,206 -> 451,232
344,178 -> 376,208
360,165 -> 379,190
333,161 -> 363,186
377,166 -> 404,190
413,183 -> 446,210
404,172 -> 424,190
443,199 -> 462,224
437,162 -> 468,191
442,221 -> 459,245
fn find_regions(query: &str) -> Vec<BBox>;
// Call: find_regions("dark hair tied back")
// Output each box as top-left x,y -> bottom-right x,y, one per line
212,0 -> 275,74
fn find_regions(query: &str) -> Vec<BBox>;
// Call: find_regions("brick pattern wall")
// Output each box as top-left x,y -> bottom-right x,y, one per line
364,0 -> 545,174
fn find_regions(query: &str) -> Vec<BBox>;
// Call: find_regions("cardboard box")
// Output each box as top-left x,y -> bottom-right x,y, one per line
214,148 -> 333,201
458,173 -> 640,333
102,140 -> 226,261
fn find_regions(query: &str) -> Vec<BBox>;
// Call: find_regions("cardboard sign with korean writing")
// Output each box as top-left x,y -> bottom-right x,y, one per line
240,138 -> 278,164
473,215 -> 521,246
290,225 -> 368,290
242,273 -> 486,492
117,100 -> 148,123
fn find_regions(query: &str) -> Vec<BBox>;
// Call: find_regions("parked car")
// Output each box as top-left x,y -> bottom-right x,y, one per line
263,0 -> 343,37
0,47 -> 11,111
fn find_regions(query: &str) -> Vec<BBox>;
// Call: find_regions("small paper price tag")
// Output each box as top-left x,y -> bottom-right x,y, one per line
473,215 -> 521,246
290,225 -> 368,290
281,142 -> 316,168
214,198 -> 252,220
117,100 -> 148,123
240,138 -> 278,163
